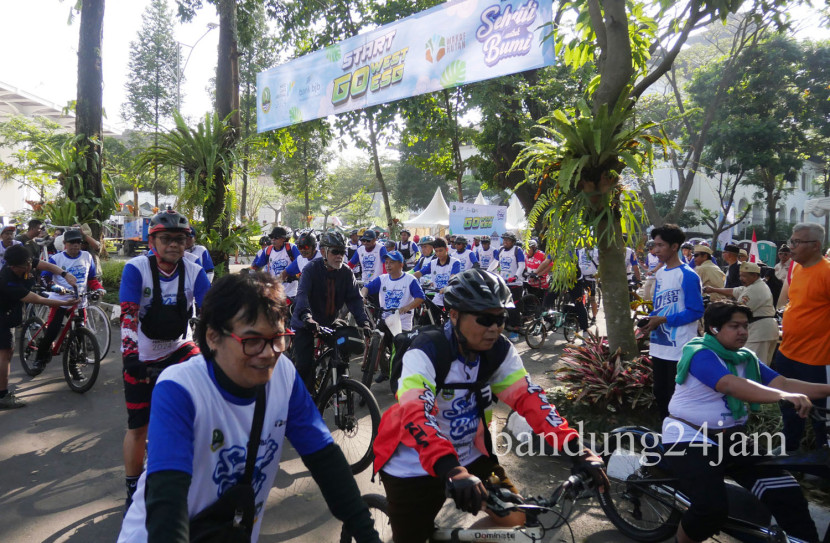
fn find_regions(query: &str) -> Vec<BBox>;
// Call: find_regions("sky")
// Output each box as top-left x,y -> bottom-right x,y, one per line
0,1 -> 827,137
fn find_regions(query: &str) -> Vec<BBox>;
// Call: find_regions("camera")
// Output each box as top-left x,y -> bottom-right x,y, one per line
637,317 -> 651,328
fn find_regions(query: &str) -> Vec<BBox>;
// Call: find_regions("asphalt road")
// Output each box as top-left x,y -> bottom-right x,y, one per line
2,308 -> 827,542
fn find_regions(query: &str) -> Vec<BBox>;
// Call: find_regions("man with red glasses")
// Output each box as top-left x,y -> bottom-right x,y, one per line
291,232 -> 371,391
119,209 -> 211,511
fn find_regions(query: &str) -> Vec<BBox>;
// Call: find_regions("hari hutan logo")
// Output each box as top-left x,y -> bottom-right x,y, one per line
425,35 -> 446,63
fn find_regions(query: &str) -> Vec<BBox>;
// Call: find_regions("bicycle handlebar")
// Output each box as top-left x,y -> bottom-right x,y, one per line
778,399 -> 830,421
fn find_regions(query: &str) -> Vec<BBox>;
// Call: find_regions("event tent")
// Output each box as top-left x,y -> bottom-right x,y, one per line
505,193 -> 527,231
473,191 -> 487,205
406,187 -> 450,227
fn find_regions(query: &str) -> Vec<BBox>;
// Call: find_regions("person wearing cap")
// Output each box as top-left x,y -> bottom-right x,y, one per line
692,245 -> 727,302
680,242 -> 694,267
576,246 -> 600,325
119,209 -> 211,511
0,225 -> 22,269
349,229 -> 387,283
0,244 -> 79,409
186,226 -> 215,283
360,251 -> 425,382
34,228 -> 106,371
722,244 -> 741,288
492,232 -> 525,337
451,236 -> 479,273
704,261 -> 778,364
413,237 -> 461,310
774,244 -> 792,283
474,235 -> 498,271
396,229 -> 419,270
251,225 -> 301,297
738,248 -> 748,263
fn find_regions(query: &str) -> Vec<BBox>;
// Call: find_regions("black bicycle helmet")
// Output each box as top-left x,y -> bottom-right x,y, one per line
319,231 -> 346,249
501,231 -> 517,241
400,228 -> 411,235
149,209 -> 189,234
269,226 -> 289,239
443,269 -> 515,311
454,235 -> 468,245
681,242 -> 693,250
259,236 -> 270,246
297,231 -> 318,250
480,235 -> 491,242
418,235 -> 435,247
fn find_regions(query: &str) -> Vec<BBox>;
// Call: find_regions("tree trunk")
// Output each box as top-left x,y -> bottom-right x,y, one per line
367,113 -> 395,236
303,140 -> 310,227
75,0 -> 105,239
442,89 -> 464,202
240,77 -> 251,221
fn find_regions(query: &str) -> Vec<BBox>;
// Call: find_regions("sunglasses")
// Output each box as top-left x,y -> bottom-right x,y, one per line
224,331 -> 294,356
328,248 -> 346,256
470,311 -> 508,328
299,245 -> 311,251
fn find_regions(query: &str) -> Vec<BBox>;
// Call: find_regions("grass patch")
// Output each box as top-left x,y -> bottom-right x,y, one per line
100,260 -> 125,304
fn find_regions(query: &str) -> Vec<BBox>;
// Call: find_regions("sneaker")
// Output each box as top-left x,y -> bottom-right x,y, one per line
68,362 -> 85,382
0,393 -> 26,409
373,373 -> 389,384
508,332 -> 520,341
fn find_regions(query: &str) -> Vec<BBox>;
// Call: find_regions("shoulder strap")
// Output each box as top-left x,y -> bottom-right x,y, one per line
148,254 -> 163,305
266,245 -> 273,257
285,242 -> 295,262
176,257 -> 186,304
240,386 -> 266,485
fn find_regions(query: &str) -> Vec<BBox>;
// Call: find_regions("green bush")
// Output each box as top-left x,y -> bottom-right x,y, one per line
100,260 -> 126,304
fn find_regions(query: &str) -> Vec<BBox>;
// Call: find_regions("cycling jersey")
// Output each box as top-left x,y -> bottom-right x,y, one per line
187,244 -> 215,281
577,248 -> 598,278
349,244 -> 387,283
646,252 -> 660,272
282,251 -> 322,298
42,250 -> 102,308
474,246 -> 498,270
397,240 -> 418,266
0,239 -> 21,269
524,249 -> 549,289
374,321 -> 578,478
364,273 -> 425,330
417,257 -> 461,306
450,248 -> 478,273
496,246 -> 525,285
251,243 -> 300,278
624,247 -> 638,278
650,263 -> 704,361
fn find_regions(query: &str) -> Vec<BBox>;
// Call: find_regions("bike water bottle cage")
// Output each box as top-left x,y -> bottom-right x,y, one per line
139,255 -> 190,341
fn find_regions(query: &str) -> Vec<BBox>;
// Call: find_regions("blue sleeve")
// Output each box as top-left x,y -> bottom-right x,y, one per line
146,380 -> 196,475
380,246 -> 388,260
420,262 -> 432,275
284,259 -> 300,276
349,251 -> 360,266
629,252 -> 637,266
413,259 -> 423,273
42,255 -> 58,280
88,259 -> 98,281
516,250 -> 525,263
451,261 -> 461,274
665,267 -> 705,327
409,278 -> 425,299
252,250 -> 266,269
120,262 -> 144,304
469,252 -> 478,264
688,350 -> 730,390
290,245 -> 300,259
759,361 -> 779,385
200,249 -> 214,272
494,249 -> 500,259
193,269 -> 211,308
285,371 -> 335,455
365,277 -> 381,294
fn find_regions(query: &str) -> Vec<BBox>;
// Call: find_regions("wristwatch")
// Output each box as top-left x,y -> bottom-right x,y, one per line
60,270 -> 68,278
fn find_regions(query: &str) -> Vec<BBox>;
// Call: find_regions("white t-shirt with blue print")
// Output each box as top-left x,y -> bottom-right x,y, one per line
649,263 -> 704,361
365,273 -> 425,331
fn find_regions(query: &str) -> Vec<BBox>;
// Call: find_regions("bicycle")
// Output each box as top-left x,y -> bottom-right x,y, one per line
598,401 -> 830,543
361,319 -> 392,392
310,324 -> 381,474
25,285 -> 111,357
340,471 -> 598,542
524,305 -> 580,349
18,288 -> 102,393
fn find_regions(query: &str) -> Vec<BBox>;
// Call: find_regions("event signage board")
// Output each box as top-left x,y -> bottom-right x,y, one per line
449,202 -> 507,242
257,0 -> 555,132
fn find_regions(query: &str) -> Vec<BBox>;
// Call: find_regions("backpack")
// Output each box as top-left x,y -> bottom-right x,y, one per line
265,242 -> 295,262
388,325 -> 509,454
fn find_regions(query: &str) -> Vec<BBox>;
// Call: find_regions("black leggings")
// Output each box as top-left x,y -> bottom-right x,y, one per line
651,356 -> 677,419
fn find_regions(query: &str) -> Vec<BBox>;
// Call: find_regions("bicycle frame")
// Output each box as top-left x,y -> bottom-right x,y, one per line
32,304 -> 88,356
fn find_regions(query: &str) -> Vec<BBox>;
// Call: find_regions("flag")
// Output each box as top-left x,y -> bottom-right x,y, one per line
749,230 -> 761,263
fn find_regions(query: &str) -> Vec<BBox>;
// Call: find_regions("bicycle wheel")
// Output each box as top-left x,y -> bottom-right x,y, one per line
524,318 -> 547,349
597,435 -> 681,542
62,328 -> 101,393
519,293 -> 542,320
563,314 -> 579,343
361,333 -> 384,391
340,494 -> 391,543
317,378 -> 381,474
85,305 -> 111,358
18,317 -> 45,376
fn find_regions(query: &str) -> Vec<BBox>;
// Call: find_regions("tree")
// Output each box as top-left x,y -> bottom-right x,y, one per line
650,190 -> 698,229
693,169 -> 751,245
122,0 -> 179,208
0,116 -> 67,201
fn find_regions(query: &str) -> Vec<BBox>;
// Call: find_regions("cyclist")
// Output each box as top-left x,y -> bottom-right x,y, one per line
680,241 -> 694,267
413,237 -> 460,310
666,300 -> 825,543
451,235 -> 479,272
576,246 -> 599,325
34,228 -> 106,375
624,246 -> 641,282
281,231 -> 322,290
523,239 -> 549,299
373,269 -> 606,543
117,272 -> 381,543
360,251 -> 425,382
349,229 -> 387,283
119,209 -> 211,511
251,226 -> 300,284
473,235 -> 497,270
291,232 -> 371,392
347,229 -> 361,261
491,232 -> 525,337
0,224 -> 22,268
396,228 -> 419,270
185,226 -> 215,282
0,244 -> 78,409
412,236 -> 435,277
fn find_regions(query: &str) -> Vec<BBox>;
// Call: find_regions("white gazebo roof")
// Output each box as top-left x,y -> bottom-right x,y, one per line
505,193 -> 527,231
406,187 -> 449,227
473,191 -> 487,205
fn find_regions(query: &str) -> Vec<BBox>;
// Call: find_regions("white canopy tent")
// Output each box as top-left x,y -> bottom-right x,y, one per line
505,193 -> 527,231
805,197 -> 830,217
473,191 -> 487,205
406,187 -> 450,228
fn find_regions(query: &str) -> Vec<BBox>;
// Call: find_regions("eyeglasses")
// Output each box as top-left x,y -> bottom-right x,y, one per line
694,253 -> 709,258
787,238 -> 819,248
299,245 -> 311,251
224,331 -> 294,356
469,311 -> 508,328
156,235 -> 188,245
328,248 -> 345,256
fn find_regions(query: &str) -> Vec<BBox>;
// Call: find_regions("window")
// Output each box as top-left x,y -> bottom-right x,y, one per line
790,207 -> 797,224
802,172 -> 807,191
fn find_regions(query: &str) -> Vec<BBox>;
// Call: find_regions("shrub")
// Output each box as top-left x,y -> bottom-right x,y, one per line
100,260 -> 126,304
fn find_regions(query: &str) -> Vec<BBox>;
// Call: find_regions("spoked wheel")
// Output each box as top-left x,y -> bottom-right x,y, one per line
340,494 -> 391,542
524,318 -> 547,349
85,305 -> 111,359
597,435 -> 682,542
317,379 -> 380,474
62,328 -> 101,393
563,314 -> 580,343
18,317 -> 45,376
361,333 -> 385,391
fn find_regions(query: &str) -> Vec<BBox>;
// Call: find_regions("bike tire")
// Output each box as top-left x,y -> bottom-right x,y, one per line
362,333 -> 384,391
597,435 -> 681,542
563,314 -> 579,343
62,328 -> 101,393
317,378 -> 380,474
85,304 -> 111,359
18,317 -> 45,376
519,293 -> 542,320
339,494 -> 391,543
524,318 -> 547,349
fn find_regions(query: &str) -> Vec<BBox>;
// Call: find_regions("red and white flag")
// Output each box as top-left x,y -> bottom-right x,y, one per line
749,230 -> 761,263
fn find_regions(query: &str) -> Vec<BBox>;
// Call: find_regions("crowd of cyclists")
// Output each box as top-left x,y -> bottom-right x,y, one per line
1,210 -> 830,542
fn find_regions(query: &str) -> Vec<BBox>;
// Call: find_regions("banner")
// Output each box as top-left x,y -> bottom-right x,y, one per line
449,202 -> 507,243
257,0 -> 556,132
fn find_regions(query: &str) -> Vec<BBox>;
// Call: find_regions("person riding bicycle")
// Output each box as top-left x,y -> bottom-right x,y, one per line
412,236 -> 436,278
119,209 -> 211,511
360,251 -> 425,383
473,235 -> 498,270
665,300 -> 826,543
412,237 -> 460,314
373,269 -> 606,543
576,246 -> 599,326
349,229 -> 387,283
523,239 -> 549,295
251,225 -> 301,297
396,228 -> 419,270
291,232 -> 371,392
680,241 -> 694,267
450,235 -> 479,272
185,226 -> 215,282
34,228 -> 106,375
490,232 -> 525,338
117,272 -> 381,543
280,231 -> 322,291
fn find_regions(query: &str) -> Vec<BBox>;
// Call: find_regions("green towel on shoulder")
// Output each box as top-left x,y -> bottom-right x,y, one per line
675,333 -> 762,420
